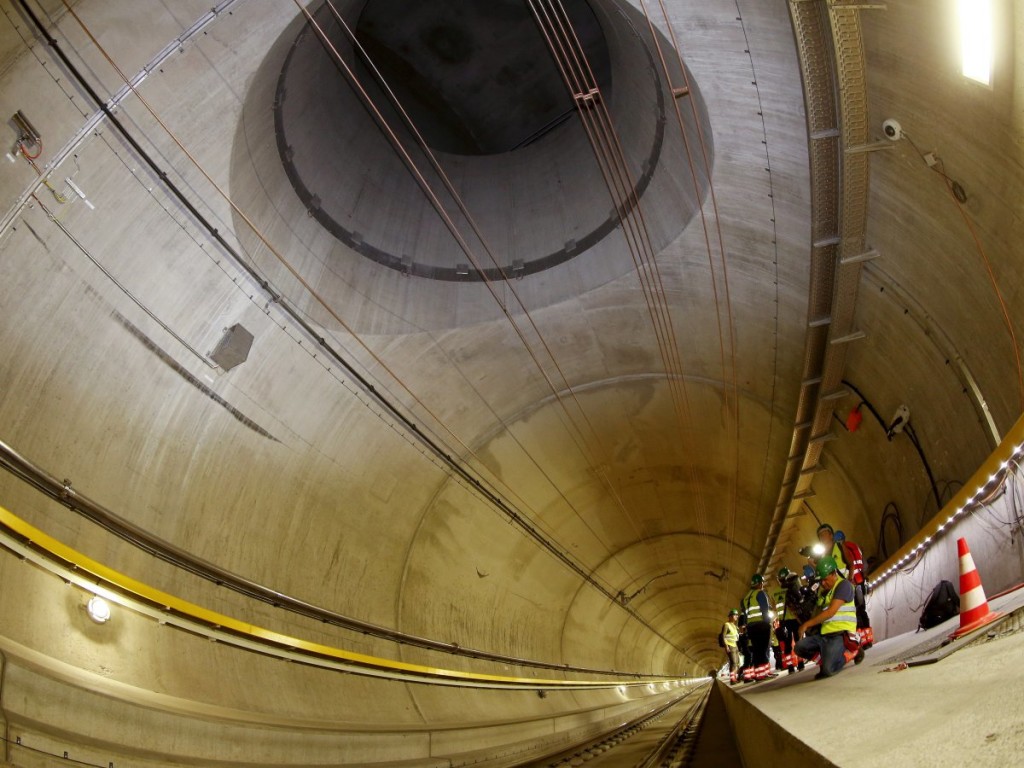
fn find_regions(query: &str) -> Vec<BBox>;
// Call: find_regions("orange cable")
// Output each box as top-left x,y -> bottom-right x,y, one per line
946,181 -> 1024,412
309,3 -> 657,559
56,0 -> 636,591
57,0 -> 684,609
648,0 -> 746,583
537,0 -> 714,531
319,1 -> 656,548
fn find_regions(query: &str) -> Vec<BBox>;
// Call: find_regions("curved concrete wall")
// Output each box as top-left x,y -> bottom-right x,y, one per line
1,0 -> 1019,764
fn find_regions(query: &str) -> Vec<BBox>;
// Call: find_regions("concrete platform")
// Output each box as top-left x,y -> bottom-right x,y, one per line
721,588 -> 1024,767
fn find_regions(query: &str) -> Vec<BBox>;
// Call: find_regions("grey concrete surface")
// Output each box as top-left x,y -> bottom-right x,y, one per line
734,589 -> 1024,768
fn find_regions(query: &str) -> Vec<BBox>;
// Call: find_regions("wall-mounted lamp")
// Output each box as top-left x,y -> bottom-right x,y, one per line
86,595 -> 111,624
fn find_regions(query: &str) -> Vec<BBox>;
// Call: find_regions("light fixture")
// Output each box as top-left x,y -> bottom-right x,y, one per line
86,595 -> 111,624
811,543 -> 826,557
869,443 -> 1024,590
958,0 -> 993,85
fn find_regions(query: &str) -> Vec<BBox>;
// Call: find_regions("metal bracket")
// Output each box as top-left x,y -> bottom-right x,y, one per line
821,388 -> 851,401
830,330 -> 867,345
840,249 -> 879,265
845,141 -> 895,154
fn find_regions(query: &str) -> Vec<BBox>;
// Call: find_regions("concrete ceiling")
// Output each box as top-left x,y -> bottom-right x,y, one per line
0,0 -> 1020,759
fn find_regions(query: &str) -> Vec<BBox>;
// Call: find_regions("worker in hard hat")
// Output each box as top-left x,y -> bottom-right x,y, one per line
816,523 -> 849,578
774,567 -> 804,674
834,529 -> 874,648
722,609 -> 741,684
795,555 -> 863,679
741,574 -> 776,682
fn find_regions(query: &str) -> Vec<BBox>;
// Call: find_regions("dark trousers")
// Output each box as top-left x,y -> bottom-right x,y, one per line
854,583 -> 871,628
795,631 -> 847,676
747,621 -> 771,667
777,619 -> 799,653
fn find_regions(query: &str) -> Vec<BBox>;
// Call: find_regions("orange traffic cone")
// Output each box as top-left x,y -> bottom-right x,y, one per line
950,537 -> 1003,639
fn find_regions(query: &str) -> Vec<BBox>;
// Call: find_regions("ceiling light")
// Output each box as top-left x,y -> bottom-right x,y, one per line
958,0 -> 993,85
87,596 -> 111,624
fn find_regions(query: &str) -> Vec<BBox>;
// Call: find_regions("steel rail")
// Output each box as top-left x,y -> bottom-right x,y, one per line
0,503 -> 696,690
520,682 -> 709,766
0,438 -> 671,678
12,0 -> 692,664
635,684 -> 709,768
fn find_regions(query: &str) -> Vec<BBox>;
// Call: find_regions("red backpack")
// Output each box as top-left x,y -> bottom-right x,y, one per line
842,540 -> 866,584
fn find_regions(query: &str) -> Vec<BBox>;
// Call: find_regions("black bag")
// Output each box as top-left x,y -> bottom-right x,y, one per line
919,580 -> 960,630
789,583 -> 817,625
717,627 -> 726,648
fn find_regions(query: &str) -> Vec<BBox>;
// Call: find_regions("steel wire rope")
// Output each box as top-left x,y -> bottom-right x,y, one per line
38,0 -> 697,657
522,1 -> 692,456
49,0 -> 612,566
636,0 -> 745,587
312,0 -> 657,554
521,0 -> 685,432
525,0 -> 681,422
902,131 -> 1024,411
521,1 -> 709,563
528,0 -> 723,581
536,0 -> 696,438
309,0 -> 730,624
32,1 -> 574,581
46,1 -> 706,665
295,6 -> 675,611
539,0 -> 710,516
526,0 -> 714,542
644,0 -> 747,587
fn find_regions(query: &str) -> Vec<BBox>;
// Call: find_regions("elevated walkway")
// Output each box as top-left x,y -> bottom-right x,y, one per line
719,587 -> 1024,767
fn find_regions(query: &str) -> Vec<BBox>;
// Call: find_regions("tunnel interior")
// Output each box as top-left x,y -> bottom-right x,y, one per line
0,0 -> 1022,765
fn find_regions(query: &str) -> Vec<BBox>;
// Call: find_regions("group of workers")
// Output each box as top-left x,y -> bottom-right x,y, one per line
721,523 -> 874,683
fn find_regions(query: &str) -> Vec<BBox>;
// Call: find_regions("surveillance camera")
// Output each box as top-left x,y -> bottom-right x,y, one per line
886,404 -> 910,441
882,118 -> 902,141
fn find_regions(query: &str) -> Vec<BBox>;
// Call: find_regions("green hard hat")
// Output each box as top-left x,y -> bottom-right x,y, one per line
816,555 -> 839,579
777,567 -> 792,580
750,573 -> 764,587
728,609 -> 739,617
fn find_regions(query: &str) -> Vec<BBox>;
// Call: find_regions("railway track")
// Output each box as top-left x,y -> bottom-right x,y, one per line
520,683 -> 711,767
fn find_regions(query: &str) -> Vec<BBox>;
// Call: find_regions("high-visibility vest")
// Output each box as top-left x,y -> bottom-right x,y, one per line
743,589 -> 767,623
830,542 -> 849,577
772,587 -> 788,620
820,578 -> 857,635
723,622 -> 739,648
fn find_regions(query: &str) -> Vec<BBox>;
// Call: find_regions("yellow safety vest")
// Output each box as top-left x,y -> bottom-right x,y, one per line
772,587 -> 788,620
723,622 -> 739,649
743,588 -> 767,622
820,578 -> 857,635
831,542 -> 849,577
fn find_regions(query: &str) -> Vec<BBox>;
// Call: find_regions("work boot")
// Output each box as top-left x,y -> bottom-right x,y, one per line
854,649 -> 865,665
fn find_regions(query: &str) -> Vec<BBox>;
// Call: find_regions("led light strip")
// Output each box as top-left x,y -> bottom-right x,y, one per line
868,412 -> 1024,590
0,506 -> 693,690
